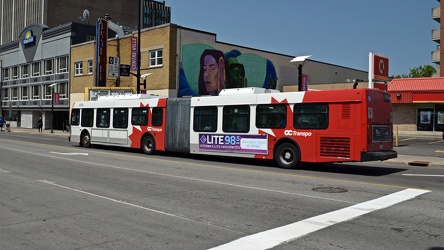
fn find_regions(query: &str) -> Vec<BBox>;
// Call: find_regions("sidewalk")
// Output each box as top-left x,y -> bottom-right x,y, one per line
4,127 -> 444,168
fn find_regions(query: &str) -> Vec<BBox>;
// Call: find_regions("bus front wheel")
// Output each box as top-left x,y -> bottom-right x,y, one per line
142,135 -> 155,155
81,133 -> 91,148
275,143 -> 300,169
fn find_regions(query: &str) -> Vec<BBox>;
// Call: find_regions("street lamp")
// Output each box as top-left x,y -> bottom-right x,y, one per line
49,83 -> 57,133
290,55 -> 312,91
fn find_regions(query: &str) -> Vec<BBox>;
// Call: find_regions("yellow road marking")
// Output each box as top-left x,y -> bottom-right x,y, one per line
435,150 -> 444,153
429,140 -> 444,144
398,138 -> 416,141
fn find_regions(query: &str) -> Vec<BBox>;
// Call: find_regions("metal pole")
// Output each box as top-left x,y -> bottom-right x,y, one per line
136,0 -> 142,94
51,87 -> 54,133
0,59 -> 3,116
298,64 -> 303,91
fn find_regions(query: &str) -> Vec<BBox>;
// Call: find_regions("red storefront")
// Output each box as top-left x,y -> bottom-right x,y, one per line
388,77 -> 444,132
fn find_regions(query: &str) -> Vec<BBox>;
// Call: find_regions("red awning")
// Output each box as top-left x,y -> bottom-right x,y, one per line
388,77 -> 444,103
388,77 -> 444,92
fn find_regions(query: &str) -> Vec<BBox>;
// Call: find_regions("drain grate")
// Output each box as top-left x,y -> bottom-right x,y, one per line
312,187 -> 348,193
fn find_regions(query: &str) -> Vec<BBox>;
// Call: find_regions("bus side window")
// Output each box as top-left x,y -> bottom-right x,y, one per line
113,108 -> 128,128
71,109 -> 80,126
294,104 -> 328,129
81,108 -> 94,127
152,107 -> 163,126
223,105 -> 249,133
132,108 -> 149,126
193,106 -> 217,132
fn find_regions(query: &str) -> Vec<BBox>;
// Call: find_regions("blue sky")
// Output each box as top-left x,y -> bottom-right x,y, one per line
167,0 -> 438,77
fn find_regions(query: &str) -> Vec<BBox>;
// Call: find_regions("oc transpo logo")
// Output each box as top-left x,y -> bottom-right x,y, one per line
284,130 -> 312,137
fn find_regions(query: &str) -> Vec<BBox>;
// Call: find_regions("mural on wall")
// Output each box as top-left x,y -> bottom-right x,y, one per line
178,43 -> 278,97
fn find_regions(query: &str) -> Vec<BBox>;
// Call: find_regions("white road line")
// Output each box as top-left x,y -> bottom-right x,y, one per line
0,169 -> 11,173
1,145 -> 354,204
403,174 -> 444,177
209,188 -> 430,250
50,152 -> 89,156
37,180 -> 240,233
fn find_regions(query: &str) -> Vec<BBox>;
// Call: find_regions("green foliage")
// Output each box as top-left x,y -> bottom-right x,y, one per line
392,65 -> 437,78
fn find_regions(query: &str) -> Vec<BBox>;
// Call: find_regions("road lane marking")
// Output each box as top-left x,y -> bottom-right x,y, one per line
398,138 -> 416,141
428,141 -> 444,144
0,169 -> 11,173
435,150 -> 444,153
403,174 -> 444,177
209,188 -> 430,250
0,144 -> 411,190
38,179 -> 242,234
50,152 -> 89,156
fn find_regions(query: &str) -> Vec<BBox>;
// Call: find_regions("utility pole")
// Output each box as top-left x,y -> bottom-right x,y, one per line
137,0 -> 142,94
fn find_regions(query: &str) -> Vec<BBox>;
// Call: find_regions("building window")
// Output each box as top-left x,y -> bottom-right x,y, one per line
3,89 -> 9,100
12,66 -> 19,79
86,35 -> 95,41
21,86 -> 29,100
58,82 -> 68,98
87,60 -> 93,74
21,64 -> 29,78
57,56 -> 68,73
75,61 -> 83,76
12,87 -> 18,100
32,85 -> 40,99
44,84 -> 52,99
32,62 -> 41,76
44,59 -> 54,75
3,68 -> 9,81
149,49 -> 163,67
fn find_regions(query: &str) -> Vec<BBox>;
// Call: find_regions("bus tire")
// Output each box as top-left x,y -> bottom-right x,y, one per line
81,132 -> 91,148
275,143 -> 300,169
142,135 -> 155,155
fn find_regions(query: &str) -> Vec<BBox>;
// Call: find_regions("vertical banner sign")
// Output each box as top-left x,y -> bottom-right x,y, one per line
95,18 -> 108,87
131,36 -> 138,71
301,74 -> 309,91
54,92 -> 60,105
368,52 -> 389,89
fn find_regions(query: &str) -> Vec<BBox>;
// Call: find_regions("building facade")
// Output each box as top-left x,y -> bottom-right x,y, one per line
0,22 -> 97,129
433,0 -> 442,76
0,0 -> 170,45
70,23 -> 368,103
388,77 -> 444,132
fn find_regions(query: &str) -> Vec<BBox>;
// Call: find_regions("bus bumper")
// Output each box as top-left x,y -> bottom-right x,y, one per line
361,150 -> 397,162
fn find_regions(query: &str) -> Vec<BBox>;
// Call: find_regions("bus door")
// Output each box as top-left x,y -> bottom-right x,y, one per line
91,108 -> 118,144
108,108 -> 129,145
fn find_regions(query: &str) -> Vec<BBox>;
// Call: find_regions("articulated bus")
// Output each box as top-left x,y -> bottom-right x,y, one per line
69,87 -> 397,169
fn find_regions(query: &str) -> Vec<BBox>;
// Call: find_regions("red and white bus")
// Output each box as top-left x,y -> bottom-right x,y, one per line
69,87 -> 397,169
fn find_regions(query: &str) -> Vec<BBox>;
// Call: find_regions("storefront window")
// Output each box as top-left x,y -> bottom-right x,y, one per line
417,104 -> 444,132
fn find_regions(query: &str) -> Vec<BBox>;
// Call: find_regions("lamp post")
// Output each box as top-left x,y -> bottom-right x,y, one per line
136,0 -> 142,94
49,83 -> 57,133
290,55 -> 312,91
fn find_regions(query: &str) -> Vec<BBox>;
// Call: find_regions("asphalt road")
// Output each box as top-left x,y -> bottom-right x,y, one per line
0,132 -> 443,249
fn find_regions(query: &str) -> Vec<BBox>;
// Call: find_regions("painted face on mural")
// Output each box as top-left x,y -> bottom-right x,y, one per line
203,55 -> 219,93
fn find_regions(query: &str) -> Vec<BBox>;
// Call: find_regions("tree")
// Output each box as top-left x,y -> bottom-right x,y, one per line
392,65 -> 437,78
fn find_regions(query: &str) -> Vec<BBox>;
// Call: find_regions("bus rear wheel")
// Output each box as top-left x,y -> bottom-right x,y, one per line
275,143 -> 300,169
81,132 -> 91,148
142,135 -> 155,155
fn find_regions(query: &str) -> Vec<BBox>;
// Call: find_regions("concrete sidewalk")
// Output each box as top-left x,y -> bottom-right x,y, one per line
4,127 -> 444,168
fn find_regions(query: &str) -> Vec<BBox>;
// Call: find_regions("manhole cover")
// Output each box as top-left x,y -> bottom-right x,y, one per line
312,187 -> 348,193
